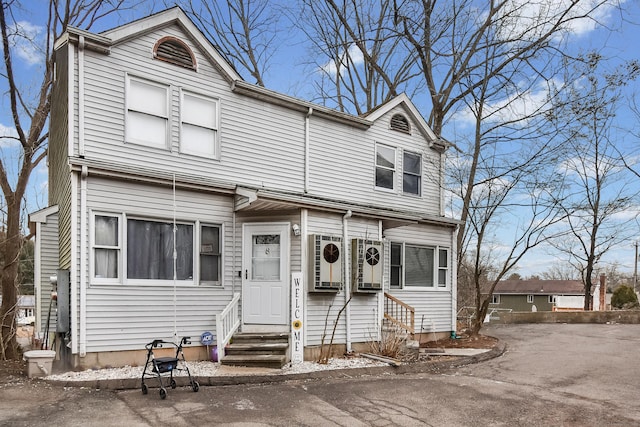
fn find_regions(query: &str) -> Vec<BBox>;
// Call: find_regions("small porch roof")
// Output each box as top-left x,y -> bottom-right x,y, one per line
234,186 -> 460,229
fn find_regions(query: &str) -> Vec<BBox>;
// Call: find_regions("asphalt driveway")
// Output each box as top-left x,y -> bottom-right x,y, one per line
1,323 -> 639,426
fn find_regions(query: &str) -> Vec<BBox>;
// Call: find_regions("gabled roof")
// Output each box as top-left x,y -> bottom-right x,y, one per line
59,7 -> 242,83
364,94 -> 445,149
495,279 -> 584,295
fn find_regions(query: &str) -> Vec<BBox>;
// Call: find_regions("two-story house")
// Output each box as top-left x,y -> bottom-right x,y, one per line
30,7 -> 459,370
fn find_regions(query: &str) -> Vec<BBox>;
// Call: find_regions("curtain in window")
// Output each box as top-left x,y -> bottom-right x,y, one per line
127,220 -> 193,280
95,216 -> 118,278
405,246 -> 434,287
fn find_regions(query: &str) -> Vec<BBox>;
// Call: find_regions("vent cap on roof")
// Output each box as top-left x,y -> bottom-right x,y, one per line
390,113 -> 410,134
153,36 -> 196,70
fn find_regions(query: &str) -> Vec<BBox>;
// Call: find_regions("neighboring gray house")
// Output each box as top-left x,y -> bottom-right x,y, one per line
491,279 -> 585,312
33,7 -> 459,369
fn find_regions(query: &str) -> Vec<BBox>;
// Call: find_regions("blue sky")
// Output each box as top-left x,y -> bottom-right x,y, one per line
2,1 -> 640,278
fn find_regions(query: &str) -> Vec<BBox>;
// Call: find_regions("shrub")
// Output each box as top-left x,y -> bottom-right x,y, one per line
611,285 -> 639,309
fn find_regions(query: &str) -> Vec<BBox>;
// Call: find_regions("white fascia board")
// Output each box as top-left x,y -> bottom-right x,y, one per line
100,7 -> 241,83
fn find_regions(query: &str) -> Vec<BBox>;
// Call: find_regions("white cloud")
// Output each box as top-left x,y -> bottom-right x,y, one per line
0,123 -> 20,147
319,44 -> 365,77
6,20 -> 44,67
495,0 -> 623,44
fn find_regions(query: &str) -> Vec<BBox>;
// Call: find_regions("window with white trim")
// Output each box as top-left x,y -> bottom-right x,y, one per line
92,214 -> 121,281
181,91 -> 219,158
491,294 -> 500,304
388,242 -> 449,289
403,151 -> 422,196
126,76 -> 168,149
200,224 -> 221,283
548,295 -> 556,304
91,213 -> 222,285
375,144 -> 396,190
390,243 -> 402,289
437,248 -> 448,287
527,294 -> 534,303
127,219 -> 193,281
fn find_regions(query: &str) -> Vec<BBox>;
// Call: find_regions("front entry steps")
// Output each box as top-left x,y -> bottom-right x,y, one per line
221,333 -> 289,369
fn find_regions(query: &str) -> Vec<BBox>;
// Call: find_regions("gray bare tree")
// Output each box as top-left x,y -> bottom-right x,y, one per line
546,53 -> 640,310
0,0 -> 142,360
181,0 -> 279,87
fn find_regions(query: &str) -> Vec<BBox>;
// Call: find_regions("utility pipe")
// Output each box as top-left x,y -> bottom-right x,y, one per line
342,210 -> 352,353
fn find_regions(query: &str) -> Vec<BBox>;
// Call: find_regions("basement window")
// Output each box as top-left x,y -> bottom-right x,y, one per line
153,36 -> 197,70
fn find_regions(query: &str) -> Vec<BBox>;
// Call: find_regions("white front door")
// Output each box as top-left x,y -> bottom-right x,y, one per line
242,223 -> 290,326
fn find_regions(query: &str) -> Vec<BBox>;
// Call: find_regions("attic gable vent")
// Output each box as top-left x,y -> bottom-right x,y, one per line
390,114 -> 410,134
153,37 -> 196,70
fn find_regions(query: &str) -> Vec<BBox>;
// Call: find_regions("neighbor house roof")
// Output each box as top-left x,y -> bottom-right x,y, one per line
494,280 -> 584,295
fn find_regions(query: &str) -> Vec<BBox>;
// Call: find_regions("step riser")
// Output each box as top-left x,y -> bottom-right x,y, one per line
222,333 -> 289,368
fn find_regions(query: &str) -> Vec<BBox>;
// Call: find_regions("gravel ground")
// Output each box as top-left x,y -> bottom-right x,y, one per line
44,357 -> 387,382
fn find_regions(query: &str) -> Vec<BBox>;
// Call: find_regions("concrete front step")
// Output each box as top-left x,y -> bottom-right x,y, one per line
222,354 -> 287,369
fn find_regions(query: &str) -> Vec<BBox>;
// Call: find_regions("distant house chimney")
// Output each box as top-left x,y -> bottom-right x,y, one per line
599,274 -> 606,311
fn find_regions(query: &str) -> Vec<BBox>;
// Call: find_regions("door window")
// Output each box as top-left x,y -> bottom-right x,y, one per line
251,234 -> 281,280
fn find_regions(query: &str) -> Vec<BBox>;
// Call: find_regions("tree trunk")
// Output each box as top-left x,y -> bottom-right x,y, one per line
1,195 -> 23,359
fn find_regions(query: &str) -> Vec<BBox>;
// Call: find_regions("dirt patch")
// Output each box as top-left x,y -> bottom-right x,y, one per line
0,359 -> 28,385
420,334 -> 498,349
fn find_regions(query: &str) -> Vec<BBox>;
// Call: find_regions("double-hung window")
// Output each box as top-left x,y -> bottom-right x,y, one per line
181,91 -> 219,158
389,242 -> 450,289
126,76 -> 168,149
403,151 -> 422,196
200,225 -> 221,283
375,144 -> 396,190
92,214 -> 121,281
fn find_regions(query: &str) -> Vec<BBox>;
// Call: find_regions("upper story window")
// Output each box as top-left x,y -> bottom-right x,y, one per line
390,114 -> 410,134
375,143 -> 396,190
389,242 -> 449,289
180,91 -> 219,159
403,151 -> 422,196
153,36 -> 196,70
126,76 -> 168,149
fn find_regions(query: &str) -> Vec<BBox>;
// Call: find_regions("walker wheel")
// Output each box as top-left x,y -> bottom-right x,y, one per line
192,381 -> 199,392
159,388 -> 167,399
141,384 -> 148,395
170,379 -> 177,389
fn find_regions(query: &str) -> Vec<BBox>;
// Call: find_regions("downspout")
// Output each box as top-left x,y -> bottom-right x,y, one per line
70,173 -> 78,354
342,210 -> 352,353
78,36 -> 85,157
79,165 -> 88,357
377,220 -> 383,341
451,224 -> 459,336
301,208 -> 308,346
232,212 -> 236,297
304,108 -> 313,193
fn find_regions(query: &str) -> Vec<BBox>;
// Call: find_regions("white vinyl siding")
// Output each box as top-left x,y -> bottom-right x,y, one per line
383,223 -> 457,332
180,91 -> 219,158
125,76 -> 168,149
84,177 -> 235,352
